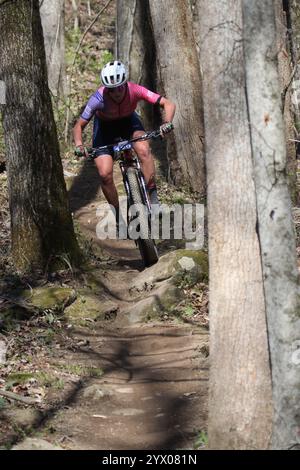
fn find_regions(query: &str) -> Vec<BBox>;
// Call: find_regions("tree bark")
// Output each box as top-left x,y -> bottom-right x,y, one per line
243,0 -> 300,450
190,0 -> 201,55
71,0 -> 79,30
274,0 -> 297,202
116,0 -> 156,129
289,0 -> 300,68
196,0 -> 273,449
0,0 -> 81,273
289,0 -> 300,156
149,0 -> 205,194
40,0 -> 66,97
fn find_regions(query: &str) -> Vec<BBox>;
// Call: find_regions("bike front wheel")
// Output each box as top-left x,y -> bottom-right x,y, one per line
126,167 -> 159,267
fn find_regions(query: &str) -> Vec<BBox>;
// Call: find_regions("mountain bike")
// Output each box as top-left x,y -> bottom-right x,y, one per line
87,129 -> 164,267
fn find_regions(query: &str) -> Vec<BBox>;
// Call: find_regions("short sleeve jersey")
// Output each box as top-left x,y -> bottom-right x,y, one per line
81,82 -> 161,122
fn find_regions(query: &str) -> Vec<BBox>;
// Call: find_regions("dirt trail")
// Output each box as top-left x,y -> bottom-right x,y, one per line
22,324 -> 207,450
10,162 -> 209,450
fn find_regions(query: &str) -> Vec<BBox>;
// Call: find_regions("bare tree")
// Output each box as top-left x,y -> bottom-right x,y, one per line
289,0 -> 300,145
116,0 -> 156,128
86,0 -> 91,17
274,0 -> 297,201
243,0 -> 300,450
40,0 -> 66,97
289,0 -> 300,64
0,0 -> 80,273
72,0 -> 79,30
190,0 -> 201,55
149,0 -> 205,194
196,0 -> 273,449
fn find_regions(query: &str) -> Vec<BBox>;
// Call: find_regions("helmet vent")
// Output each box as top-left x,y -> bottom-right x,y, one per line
101,60 -> 128,88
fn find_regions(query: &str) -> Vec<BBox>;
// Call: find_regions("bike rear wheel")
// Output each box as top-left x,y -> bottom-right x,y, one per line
126,167 -> 159,267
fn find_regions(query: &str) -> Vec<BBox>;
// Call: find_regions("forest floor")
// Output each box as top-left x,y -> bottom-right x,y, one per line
0,156 -> 209,450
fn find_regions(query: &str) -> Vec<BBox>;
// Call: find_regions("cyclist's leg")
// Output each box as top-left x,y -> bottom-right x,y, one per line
132,134 -> 159,206
129,114 -> 158,197
132,130 -> 156,186
93,117 -> 119,210
94,155 -> 119,209
95,155 -> 127,238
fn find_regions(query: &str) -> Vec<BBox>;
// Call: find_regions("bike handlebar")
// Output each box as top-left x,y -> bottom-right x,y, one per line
86,129 -> 167,158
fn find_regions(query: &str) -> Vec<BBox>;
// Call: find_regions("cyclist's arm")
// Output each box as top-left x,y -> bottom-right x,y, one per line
73,117 -> 89,147
159,97 -> 176,123
73,90 -> 104,146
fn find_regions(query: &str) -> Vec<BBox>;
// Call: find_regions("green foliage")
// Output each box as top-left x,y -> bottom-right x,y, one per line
53,10 -> 114,150
0,397 -> 7,409
175,271 -> 196,289
101,50 -> 114,67
158,179 -> 199,206
65,28 -> 112,73
65,29 -> 82,67
5,372 -> 35,390
55,26 -> 114,148
35,372 -> 64,389
194,430 -> 208,449
6,371 -> 65,390
183,305 -> 196,317
58,363 -> 103,378
37,327 -> 55,344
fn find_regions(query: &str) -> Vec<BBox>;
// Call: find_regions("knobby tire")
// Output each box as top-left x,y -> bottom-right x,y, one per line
126,167 -> 158,267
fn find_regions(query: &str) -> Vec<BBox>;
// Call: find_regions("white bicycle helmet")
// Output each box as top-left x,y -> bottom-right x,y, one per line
100,60 -> 127,88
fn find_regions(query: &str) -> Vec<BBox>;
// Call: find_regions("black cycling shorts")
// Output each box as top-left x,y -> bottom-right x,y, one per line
92,112 -> 145,157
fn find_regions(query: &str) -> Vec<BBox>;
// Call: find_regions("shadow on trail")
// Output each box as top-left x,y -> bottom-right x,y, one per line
68,159 -> 101,213
115,258 -> 144,271
0,379 -> 86,449
2,330 -> 207,450
67,136 -> 170,215
61,326 -> 208,450
1,324 -> 208,450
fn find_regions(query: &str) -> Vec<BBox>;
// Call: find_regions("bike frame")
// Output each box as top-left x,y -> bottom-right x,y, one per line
88,130 -> 162,219
86,129 -> 166,266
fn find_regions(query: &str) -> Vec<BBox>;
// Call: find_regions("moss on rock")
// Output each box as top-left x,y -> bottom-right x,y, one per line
23,287 -> 76,312
132,249 -> 208,292
120,282 -> 182,325
174,250 -> 208,279
64,293 -> 118,324
0,287 -> 76,330
173,249 -> 208,287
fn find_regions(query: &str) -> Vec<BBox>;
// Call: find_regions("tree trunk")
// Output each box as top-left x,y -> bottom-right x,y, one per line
0,0 -> 81,273
71,0 -> 79,30
289,0 -> 300,167
196,0 -> 273,449
242,0 -> 300,450
289,0 -> 300,66
87,0 -> 91,17
190,0 -> 201,55
40,0 -> 66,97
149,0 -> 205,194
274,0 -> 297,202
116,0 -> 156,129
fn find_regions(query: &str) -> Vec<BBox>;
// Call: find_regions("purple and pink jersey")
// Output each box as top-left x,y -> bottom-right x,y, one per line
81,82 -> 161,122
